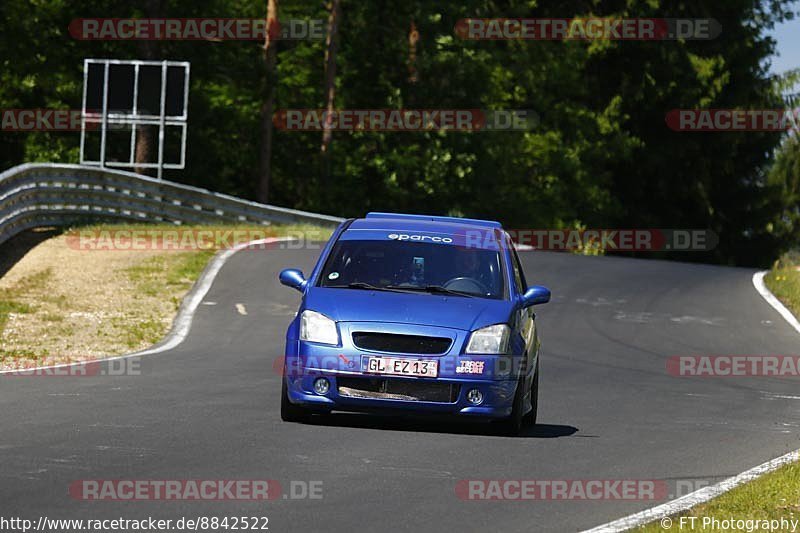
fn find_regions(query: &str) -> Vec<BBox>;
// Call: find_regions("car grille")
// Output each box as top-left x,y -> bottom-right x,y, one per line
337,377 -> 460,403
351,332 -> 452,354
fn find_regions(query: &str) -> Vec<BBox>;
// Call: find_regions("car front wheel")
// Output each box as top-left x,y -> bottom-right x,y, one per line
281,378 -> 310,422
495,375 -> 527,436
523,361 -> 539,426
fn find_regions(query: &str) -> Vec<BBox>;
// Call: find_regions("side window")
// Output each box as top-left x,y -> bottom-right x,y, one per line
510,244 -> 527,293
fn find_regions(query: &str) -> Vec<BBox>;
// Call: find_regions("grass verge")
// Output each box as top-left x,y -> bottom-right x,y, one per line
764,252 -> 800,319
0,223 -> 331,367
636,461 -> 800,532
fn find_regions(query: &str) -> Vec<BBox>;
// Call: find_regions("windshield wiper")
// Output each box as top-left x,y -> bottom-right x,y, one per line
329,282 -> 476,297
327,282 -> 412,294
386,285 -> 476,298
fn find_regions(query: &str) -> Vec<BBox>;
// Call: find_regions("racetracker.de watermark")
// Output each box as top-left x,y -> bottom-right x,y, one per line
0,109 -> 112,132
463,229 -> 717,252
274,354 -> 526,378
64,229 -> 329,251
68,480 -> 322,501
667,355 -> 800,377
273,109 -> 538,132
666,109 -> 800,132
455,478 -> 720,502
68,18 -> 324,40
455,18 -> 721,41
455,479 -> 668,500
1,357 -> 143,377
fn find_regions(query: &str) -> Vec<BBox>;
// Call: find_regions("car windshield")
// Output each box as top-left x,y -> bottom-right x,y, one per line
318,239 -> 505,299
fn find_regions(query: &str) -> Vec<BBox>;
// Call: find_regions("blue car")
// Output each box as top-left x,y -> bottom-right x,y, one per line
278,212 -> 550,435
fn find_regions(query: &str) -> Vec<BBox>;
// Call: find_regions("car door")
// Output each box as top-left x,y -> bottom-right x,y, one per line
509,241 -> 538,385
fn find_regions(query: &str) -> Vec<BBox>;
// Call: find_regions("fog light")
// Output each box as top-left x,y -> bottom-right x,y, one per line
313,378 -> 330,395
466,388 -> 483,405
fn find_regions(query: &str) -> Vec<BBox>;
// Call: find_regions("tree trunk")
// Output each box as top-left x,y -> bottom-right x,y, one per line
134,124 -> 157,175
320,0 -> 341,157
134,1 -> 163,176
257,0 -> 279,203
408,20 -> 419,83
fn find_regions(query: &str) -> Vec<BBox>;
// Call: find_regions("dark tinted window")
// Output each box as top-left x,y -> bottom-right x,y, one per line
318,239 -> 505,299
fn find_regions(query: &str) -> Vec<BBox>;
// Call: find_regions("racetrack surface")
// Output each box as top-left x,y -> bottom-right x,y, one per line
1,248 -> 799,532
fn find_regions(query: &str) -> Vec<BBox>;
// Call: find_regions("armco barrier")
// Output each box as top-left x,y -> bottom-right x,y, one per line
0,163 -> 344,246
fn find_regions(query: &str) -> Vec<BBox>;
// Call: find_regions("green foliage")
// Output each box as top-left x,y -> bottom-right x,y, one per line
0,0 -> 797,266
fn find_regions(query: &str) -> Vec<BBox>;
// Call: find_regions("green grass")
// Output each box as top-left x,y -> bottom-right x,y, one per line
0,222 -> 334,361
125,252 -> 216,298
109,315 -> 165,348
0,301 -> 33,335
764,253 -> 800,319
0,269 -> 50,335
114,221 -> 333,298
636,461 -> 800,532
111,222 -> 333,346
0,347 -> 42,363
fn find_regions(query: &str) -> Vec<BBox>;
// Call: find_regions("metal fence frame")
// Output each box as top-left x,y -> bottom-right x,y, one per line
0,163 -> 344,247
80,59 -> 191,179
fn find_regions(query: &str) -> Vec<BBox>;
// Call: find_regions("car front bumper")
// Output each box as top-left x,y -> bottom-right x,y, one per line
282,339 -> 525,420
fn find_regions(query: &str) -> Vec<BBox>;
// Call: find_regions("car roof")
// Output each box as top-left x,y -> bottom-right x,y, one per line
348,212 -> 504,235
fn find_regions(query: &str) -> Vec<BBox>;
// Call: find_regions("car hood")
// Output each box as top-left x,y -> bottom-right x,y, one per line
303,287 -> 513,331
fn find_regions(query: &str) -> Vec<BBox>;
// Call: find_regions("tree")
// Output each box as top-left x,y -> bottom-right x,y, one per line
257,0 -> 280,203
133,0 -> 164,176
320,0 -> 341,158
1,0 -> 797,266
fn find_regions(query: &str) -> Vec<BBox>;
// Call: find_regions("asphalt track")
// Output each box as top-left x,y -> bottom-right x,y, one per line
1,246 -> 799,532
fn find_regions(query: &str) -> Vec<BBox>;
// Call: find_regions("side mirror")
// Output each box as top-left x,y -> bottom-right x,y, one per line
279,268 -> 307,292
521,285 -> 550,307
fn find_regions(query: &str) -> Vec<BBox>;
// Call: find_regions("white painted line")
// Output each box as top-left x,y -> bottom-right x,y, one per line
582,271 -> 800,532
581,449 -> 800,533
0,237 -> 293,375
752,271 -> 800,335
235,303 -> 248,316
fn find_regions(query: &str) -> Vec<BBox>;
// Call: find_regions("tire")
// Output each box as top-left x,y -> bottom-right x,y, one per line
495,375 -> 526,436
523,361 -> 539,426
281,378 -> 310,422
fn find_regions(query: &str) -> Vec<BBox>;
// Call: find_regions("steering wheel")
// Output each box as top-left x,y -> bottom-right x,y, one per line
443,277 -> 490,295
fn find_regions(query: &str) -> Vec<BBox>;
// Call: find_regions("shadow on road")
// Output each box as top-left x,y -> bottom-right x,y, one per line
0,228 -> 62,279
524,424 -> 580,438
302,413 -> 579,438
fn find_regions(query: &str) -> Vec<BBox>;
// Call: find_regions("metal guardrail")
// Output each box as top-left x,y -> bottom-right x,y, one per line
0,163 -> 344,246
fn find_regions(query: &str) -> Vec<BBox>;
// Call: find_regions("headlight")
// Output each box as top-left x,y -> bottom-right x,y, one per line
299,310 -> 339,345
466,324 -> 510,354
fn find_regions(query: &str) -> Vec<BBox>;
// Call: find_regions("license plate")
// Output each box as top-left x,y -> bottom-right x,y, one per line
362,356 -> 438,378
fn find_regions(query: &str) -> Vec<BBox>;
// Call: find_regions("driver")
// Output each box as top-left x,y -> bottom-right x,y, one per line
451,249 -> 497,295
455,249 -> 481,279
437,249 -> 492,295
